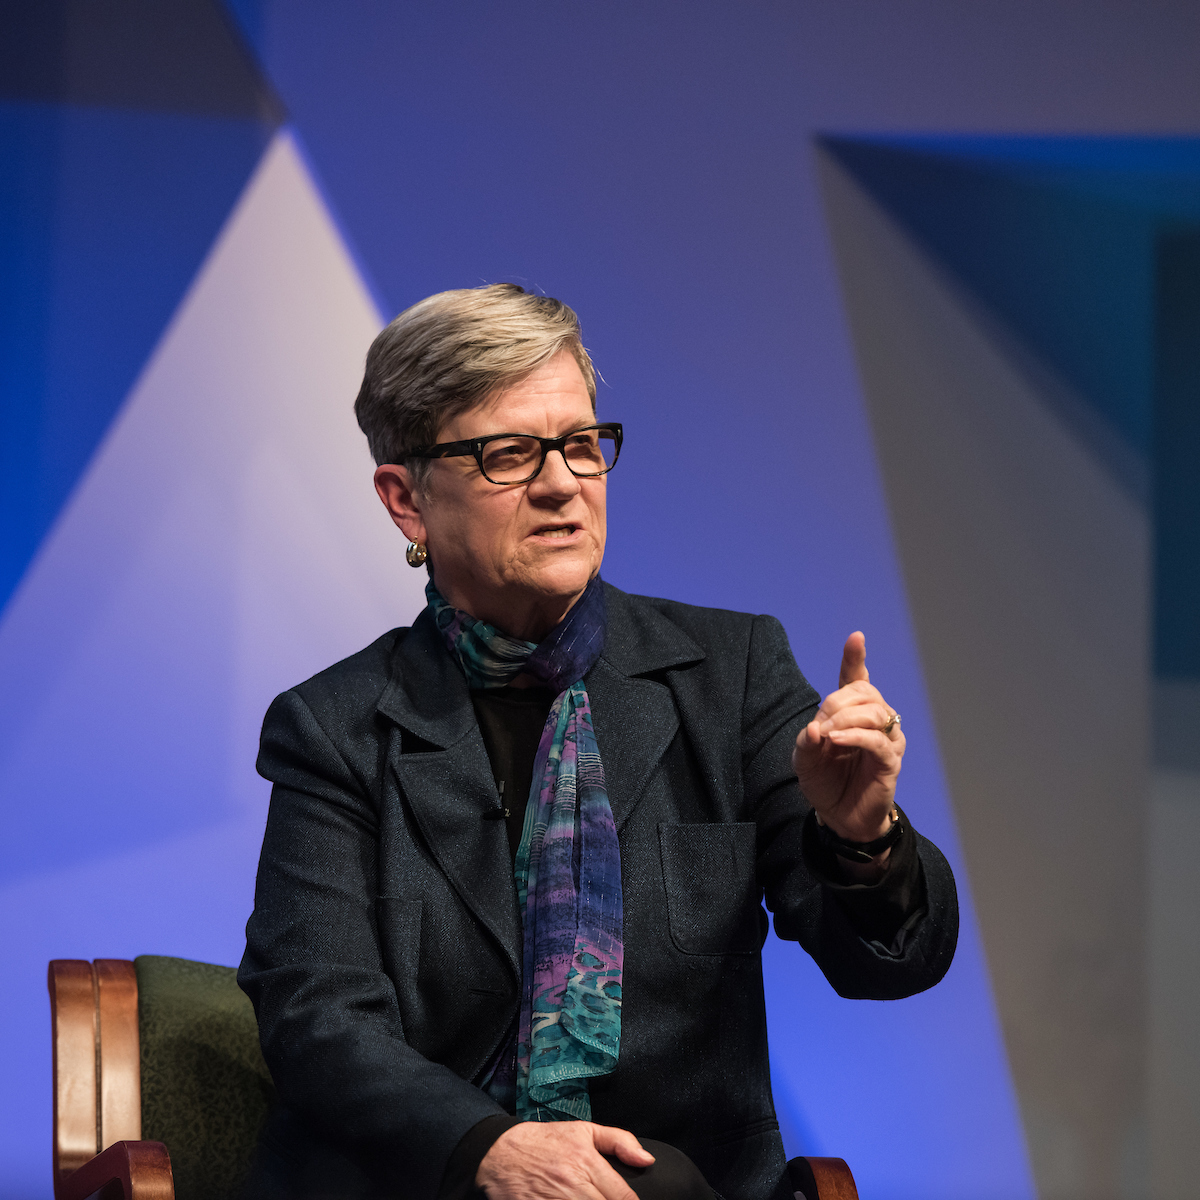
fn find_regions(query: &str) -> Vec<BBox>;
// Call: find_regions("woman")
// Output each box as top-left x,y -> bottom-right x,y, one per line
239,285 -> 958,1200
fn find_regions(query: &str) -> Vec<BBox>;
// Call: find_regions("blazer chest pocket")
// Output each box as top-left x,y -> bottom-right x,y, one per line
658,822 -> 762,956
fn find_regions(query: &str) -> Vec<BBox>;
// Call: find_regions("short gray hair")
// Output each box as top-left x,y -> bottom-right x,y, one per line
355,284 -> 597,488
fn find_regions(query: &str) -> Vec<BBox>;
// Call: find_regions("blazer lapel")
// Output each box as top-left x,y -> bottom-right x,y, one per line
371,587 -> 706,967
377,610 -> 522,978
590,584 -> 706,831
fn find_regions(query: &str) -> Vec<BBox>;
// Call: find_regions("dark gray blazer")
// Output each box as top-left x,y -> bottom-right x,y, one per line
239,583 -> 958,1200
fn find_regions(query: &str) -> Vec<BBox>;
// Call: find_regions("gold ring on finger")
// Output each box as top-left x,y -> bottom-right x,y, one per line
881,711 -> 901,735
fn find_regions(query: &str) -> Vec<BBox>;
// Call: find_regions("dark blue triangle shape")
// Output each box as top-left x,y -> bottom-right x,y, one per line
823,135 -> 1200,684
0,0 -> 279,616
822,136 -> 1200,458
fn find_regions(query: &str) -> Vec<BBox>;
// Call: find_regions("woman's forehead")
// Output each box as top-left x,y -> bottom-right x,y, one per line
443,353 -> 595,440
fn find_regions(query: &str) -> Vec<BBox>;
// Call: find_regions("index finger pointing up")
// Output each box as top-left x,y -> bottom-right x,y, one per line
838,631 -> 869,689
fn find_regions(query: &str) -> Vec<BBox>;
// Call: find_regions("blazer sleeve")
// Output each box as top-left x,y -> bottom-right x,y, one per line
238,689 -> 507,1198
744,615 -> 960,999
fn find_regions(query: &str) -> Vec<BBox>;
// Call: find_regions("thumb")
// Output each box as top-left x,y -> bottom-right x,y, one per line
792,719 -> 822,772
838,631 -> 869,688
591,1124 -> 655,1167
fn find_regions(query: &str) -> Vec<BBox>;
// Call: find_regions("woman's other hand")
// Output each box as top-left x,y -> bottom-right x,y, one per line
791,632 -> 905,850
476,1121 -> 654,1200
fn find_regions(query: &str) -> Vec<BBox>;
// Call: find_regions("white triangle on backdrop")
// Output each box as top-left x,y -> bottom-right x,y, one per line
0,129 -> 424,1190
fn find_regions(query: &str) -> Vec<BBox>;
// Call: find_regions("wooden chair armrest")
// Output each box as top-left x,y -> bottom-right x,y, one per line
787,1155 -> 860,1200
56,1141 -> 173,1200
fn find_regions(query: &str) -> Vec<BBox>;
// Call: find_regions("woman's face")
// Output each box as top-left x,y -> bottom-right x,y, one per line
377,349 -> 607,641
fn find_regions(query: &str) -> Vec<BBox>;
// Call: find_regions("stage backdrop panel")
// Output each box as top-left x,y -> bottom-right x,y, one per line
5,3 -> 1200,1198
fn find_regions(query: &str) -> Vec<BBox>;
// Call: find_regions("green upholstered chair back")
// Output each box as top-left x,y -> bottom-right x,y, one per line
135,955 -> 276,1200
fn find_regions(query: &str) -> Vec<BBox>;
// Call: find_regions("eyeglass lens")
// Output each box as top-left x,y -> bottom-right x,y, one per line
480,428 -> 619,483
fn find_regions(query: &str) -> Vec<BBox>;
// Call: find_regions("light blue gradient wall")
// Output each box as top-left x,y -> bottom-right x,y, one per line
4,4 -> 1200,1198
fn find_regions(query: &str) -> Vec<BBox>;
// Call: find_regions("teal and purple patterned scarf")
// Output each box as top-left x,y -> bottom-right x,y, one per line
427,575 -> 622,1122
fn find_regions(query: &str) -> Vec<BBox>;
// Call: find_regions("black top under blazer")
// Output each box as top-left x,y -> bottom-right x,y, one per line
239,583 -> 959,1200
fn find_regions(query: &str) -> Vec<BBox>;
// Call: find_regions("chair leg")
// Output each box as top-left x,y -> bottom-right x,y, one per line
785,1156 -> 859,1200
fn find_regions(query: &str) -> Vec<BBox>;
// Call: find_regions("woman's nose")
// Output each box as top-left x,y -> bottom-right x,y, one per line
529,448 -> 581,498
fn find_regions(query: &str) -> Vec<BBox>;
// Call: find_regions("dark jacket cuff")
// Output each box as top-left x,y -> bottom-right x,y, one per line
800,804 -> 927,954
437,1114 -> 523,1200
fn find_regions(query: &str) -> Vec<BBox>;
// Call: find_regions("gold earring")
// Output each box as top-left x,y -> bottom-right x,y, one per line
405,541 -> 428,568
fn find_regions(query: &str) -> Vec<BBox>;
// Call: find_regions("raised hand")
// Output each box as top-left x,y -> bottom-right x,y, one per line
477,1120 -> 654,1200
790,632 -> 905,844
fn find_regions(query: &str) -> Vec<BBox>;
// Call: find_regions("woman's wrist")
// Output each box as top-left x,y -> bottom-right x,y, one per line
837,847 -> 892,884
814,808 -> 903,884
814,804 -> 900,851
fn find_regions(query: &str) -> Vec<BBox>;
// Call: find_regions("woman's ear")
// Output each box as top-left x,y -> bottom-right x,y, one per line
373,465 -> 428,545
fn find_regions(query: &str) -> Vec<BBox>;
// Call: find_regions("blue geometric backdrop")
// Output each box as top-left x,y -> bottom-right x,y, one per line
0,0 -> 279,618
4,4 -> 1200,1198
824,135 -> 1200,680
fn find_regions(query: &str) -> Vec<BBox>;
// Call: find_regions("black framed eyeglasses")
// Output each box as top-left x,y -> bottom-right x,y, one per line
408,422 -> 623,485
